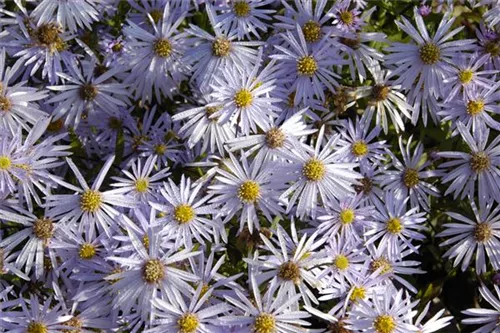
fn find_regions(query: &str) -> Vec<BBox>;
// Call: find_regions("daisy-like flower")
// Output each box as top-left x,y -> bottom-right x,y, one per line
409,302 -> 453,333
30,0 -> 100,32
0,48 -> 48,134
462,284 -> 500,333
475,23 -> 500,70
278,126 -> 361,218
437,122 -> 500,203
346,288 -> 419,333
151,175 -> 222,249
385,7 -> 476,99
219,271 -> 312,332
330,0 -> 363,32
45,155 -> 137,237
215,0 -> 275,40
272,25 -> 343,106
183,3 -> 263,86
209,50 -> 281,135
380,135 -> 440,212
438,199 -> 500,274
46,58 -> 129,128
123,3 -> 188,103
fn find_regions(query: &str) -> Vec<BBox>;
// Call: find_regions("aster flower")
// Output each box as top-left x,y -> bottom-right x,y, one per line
462,284 -> 500,333
438,199 -> 500,274
31,0 -> 99,32
330,0 -> 363,32
475,23 -> 500,70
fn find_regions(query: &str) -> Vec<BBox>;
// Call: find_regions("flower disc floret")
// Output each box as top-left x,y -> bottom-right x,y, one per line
302,20 -> 322,43
339,11 -> 354,25
419,43 -> 441,65
174,204 -> 195,224
278,261 -> 301,283
178,313 -> 199,333
352,141 -> 368,156
27,322 -> 48,333
33,218 -> 54,241
79,243 -> 96,260
403,168 -> 419,188
212,38 -> 231,57
233,1 -> 251,17
370,257 -> 392,274
254,313 -> 276,333
372,84 -> 390,102
373,315 -> 396,333
485,41 -> 500,56
234,89 -> 253,108
334,255 -> 349,270
62,317 -> 83,333
0,156 -> 11,170
0,96 -> 11,112
135,178 -> 149,193
470,152 -> 490,172
303,158 -> 326,181
79,84 -> 98,101
297,56 -> 318,76
340,209 -> 355,225
36,23 -> 65,51
466,100 -> 485,116
80,190 -> 102,213
474,223 -> 492,243
350,286 -> 366,302
386,218 -> 403,234
458,70 -> 474,84
149,9 -> 162,23
238,180 -> 260,203
153,39 -> 172,58
142,259 -> 165,283
265,127 -> 286,149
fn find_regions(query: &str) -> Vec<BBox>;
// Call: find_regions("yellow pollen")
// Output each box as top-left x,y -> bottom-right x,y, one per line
458,69 -> 474,84
111,42 -> 123,53
339,11 -> 354,25
178,313 -> 199,333
79,84 -> 98,101
212,38 -> 231,57
403,168 -> 419,188
302,20 -> 322,43
373,314 -> 396,333
372,84 -> 391,102
297,56 -> 318,76
142,259 -> 165,283
135,178 -> 149,193
149,9 -> 162,23
370,257 -> 392,274
349,286 -> 366,302
80,190 -> 102,213
33,218 -> 54,242
142,234 -> 150,249
419,43 -> 441,65
154,143 -> 167,155
386,217 -> 403,234
36,23 -> 65,51
466,100 -> 485,116
234,89 -> 253,108
205,105 -> 221,120
27,322 -> 48,333
334,255 -> 349,270
79,243 -> 96,260
0,156 -> 11,170
238,180 -> 260,203
61,317 -> 83,333
474,222 -> 492,243
470,152 -> 490,172
339,209 -> 355,225
352,141 -> 368,156
278,261 -> 301,283
233,1 -> 251,17
199,283 -> 210,298
303,158 -> 326,181
265,127 -> 286,149
153,39 -> 172,58
0,96 -> 11,112
254,313 -> 276,333
174,204 -> 195,224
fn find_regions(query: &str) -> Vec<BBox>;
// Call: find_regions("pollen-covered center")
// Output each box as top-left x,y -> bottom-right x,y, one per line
177,313 -> 199,333
372,84 -> 391,102
352,141 -> 368,157
470,152 -> 490,172
233,1 -> 251,17
142,258 -> 165,283
403,168 -> 419,188
36,23 -> 65,51
370,257 -> 393,274
0,156 -> 11,170
205,105 -> 221,120
303,158 -> 326,181
334,254 -> 349,270
297,56 -> 318,76
33,218 -> 54,242
174,204 -> 195,224
302,20 -> 322,43
27,321 -> 48,333
386,217 -> 403,234
79,84 -> 98,101
61,316 -> 83,333
474,222 -> 492,243
79,243 -> 96,260
419,43 -> 441,65
135,178 -> 149,193
0,95 -> 11,112
373,314 -> 396,333
349,286 -> 366,302
80,190 -> 102,213
153,39 -> 172,58
254,313 -> 276,333
154,143 -> 167,155
149,9 -> 162,23
458,69 -> 474,84
212,38 -> 231,57
466,100 -> 485,116
485,41 -> 500,57
339,208 -> 355,225
278,261 -> 301,283
339,11 -> 354,25
265,127 -> 286,149
234,89 -> 253,108
238,180 -> 260,203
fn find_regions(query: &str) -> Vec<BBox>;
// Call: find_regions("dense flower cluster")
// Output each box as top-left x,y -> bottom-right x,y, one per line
1,0 -> 500,332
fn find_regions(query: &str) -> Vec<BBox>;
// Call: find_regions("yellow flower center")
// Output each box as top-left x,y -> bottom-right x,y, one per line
79,84 -> 98,101
278,261 -> 301,283
142,259 -> 165,283
373,314 -> 396,333
80,190 -> 102,213
339,209 -> 355,225
178,313 -> 199,333
370,257 -> 393,274
386,217 -> 403,234
303,158 -> 326,181
79,243 -> 96,260
474,222 -> 492,243
33,218 -> 54,241
199,283 -> 210,299
372,84 -> 391,102
135,178 -> 149,193
466,100 -> 485,116
403,168 -> 419,188
254,313 -> 276,333
470,152 -> 490,172
334,255 -> 349,270
339,11 -> 354,25
297,56 -> 318,76
61,317 -> 83,333
234,89 -> 253,108
265,127 -> 286,149
212,38 -> 231,57
154,143 -> 167,155
149,9 -> 162,23
233,1 -> 251,17
458,69 -> 474,84
142,234 -> 150,249
0,96 -> 11,112
238,180 -> 260,203
302,20 -> 322,43
349,286 -> 366,302
419,43 -> 441,65
352,141 -> 368,157
174,204 -> 195,224
27,322 -> 48,333
153,39 -> 172,58
485,41 -> 500,56
36,23 -> 65,51
0,156 -> 11,170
